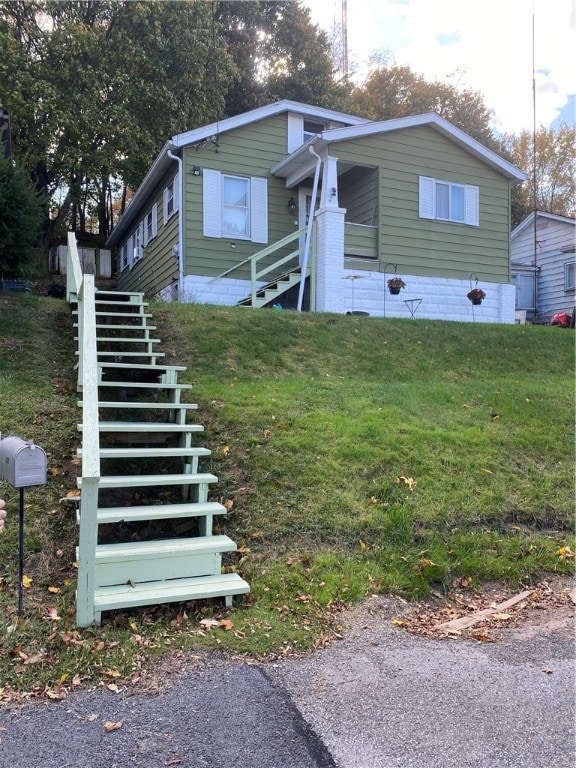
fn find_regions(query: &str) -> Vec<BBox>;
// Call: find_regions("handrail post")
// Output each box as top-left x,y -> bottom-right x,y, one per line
74,273 -> 101,627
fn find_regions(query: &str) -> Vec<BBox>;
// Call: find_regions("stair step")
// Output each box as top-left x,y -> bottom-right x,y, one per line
78,446 -> 211,459
91,336 -> 162,344
83,401 -> 197,411
95,500 -> 225,524
93,352 -> 166,360
77,324 -> 157,332
94,535 -> 235,561
92,572 -> 250,612
94,422 -> 203,433
89,535 -> 236,588
97,380 -> 191,390
77,472 -> 217,489
98,362 -> 186,373
80,422 -> 204,433
73,311 -> 153,319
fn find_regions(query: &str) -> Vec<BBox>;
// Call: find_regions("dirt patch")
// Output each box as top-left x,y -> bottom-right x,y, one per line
340,574 -> 575,644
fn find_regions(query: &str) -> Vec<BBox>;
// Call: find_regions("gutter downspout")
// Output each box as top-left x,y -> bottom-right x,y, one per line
297,145 -> 322,312
167,149 -> 184,301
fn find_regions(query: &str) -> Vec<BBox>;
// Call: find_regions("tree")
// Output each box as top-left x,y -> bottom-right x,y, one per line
349,61 -> 501,151
0,155 -> 42,277
503,124 -> 576,225
215,1 -> 350,116
0,1 -> 236,241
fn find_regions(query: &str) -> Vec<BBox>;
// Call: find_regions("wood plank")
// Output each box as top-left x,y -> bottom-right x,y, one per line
79,422 -> 204,433
92,573 -> 250,611
78,401 -> 197,410
433,590 -> 533,630
97,380 -> 192,390
94,535 -> 235,560
95,500 -> 226,524
78,446 -> 210,458
77,472 -> 217,489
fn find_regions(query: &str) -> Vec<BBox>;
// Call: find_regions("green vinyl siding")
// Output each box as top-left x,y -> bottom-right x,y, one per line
340,166 -> 378,225
117,173 -> 179,295
333,126 -> 512,282
182,115 -> 299,279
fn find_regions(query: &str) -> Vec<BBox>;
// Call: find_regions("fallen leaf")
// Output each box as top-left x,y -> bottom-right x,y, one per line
48,586 -> 60,594
557,546 -> 574,560
22,575 -> 32,588
542,668 -> 553,674
199,618 -> 220,630
391,618 -> 407,626
103,721 -> 122,732
218,619 -> 234,630
223,499 -> 234,512
491,612 -> 512,621
397,476 -> 415,491
103,669 -> 121,678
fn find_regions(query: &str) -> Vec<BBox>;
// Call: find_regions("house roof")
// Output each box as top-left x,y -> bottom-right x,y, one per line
271,112 -> 528,184
107,100 -> 366,245
107,101 -> 528,247
511,210 -> 576,240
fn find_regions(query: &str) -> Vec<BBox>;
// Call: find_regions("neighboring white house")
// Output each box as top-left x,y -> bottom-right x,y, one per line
511,211 -> 576,321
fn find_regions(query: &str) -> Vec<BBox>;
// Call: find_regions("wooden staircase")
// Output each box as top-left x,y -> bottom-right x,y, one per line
237,268 -> 305,308
71,285 -> 249,626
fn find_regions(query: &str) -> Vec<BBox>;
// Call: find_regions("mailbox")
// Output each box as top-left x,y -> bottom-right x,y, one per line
0,437 -> 47,488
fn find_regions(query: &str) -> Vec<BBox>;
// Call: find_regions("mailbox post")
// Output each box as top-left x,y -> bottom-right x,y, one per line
0,436 -> 47,615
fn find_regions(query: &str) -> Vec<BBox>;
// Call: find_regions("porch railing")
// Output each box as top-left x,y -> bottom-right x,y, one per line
66,232 -> 101,626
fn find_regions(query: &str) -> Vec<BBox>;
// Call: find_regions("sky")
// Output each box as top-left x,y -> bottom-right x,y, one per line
303,0 -> 576,135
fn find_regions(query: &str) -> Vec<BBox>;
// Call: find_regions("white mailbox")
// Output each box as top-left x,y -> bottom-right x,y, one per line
0,437 -> 47,488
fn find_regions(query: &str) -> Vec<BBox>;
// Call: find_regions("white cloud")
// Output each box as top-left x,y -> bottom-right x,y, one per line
305,0 -> 576,133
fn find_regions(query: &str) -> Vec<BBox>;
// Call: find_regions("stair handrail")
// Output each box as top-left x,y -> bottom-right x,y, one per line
66,231 -> 83,302
209,226 -> 309,282
66,232 -> 101,626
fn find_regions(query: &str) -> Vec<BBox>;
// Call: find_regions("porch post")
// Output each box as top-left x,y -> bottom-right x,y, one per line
314,155 -> 346,313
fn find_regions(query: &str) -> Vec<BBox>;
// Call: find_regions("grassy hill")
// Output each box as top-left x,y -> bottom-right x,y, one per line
0,294 -> 574,698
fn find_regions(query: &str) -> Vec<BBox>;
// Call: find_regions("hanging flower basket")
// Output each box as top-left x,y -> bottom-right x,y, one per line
388,277 -> 406,295
467,288 -> 486,305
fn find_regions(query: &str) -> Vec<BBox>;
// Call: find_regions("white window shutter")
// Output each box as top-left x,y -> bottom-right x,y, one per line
173,176 -> 179,212
152,203 -> 158,238
203,169 -> 221,238
419,176 -> 435,219
163,188 -> 168,224
465,185 -> 479,226
143,219 -> 149,247
250,177 -> 268,244
287,113 -> 302,153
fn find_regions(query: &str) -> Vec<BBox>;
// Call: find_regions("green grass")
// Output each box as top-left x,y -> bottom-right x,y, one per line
0,295 -> 574,699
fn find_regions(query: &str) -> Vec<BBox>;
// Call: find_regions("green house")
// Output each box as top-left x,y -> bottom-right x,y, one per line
107,100 -> 528,322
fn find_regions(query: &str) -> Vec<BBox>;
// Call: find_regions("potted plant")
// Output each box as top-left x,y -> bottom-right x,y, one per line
387,277 -> 406,295
467,287 -> 486,305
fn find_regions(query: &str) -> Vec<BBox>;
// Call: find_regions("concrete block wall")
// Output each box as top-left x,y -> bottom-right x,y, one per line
173,271 -> 515,324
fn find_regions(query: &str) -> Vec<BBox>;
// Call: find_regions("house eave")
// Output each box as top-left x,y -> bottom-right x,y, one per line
106,142 -> 179,247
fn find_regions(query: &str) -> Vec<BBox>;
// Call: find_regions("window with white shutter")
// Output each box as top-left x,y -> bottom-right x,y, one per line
419,176 -> 479,226
163,178 -> 178,223
203,170 -> 268,243
144,203 -> 158,245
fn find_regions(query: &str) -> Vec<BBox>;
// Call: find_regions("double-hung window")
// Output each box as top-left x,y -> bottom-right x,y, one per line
163,178 -> 179,223
120,242 -> 129,272
222,176 -> 250,237
419,176 -> 479,226
203,169 -> 268,243
565,259 -> 575,292
144,203 -> 158,246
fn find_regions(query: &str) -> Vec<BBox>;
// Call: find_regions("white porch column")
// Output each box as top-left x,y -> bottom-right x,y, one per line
320,155 -> 340,209
315,205 -> 346,313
